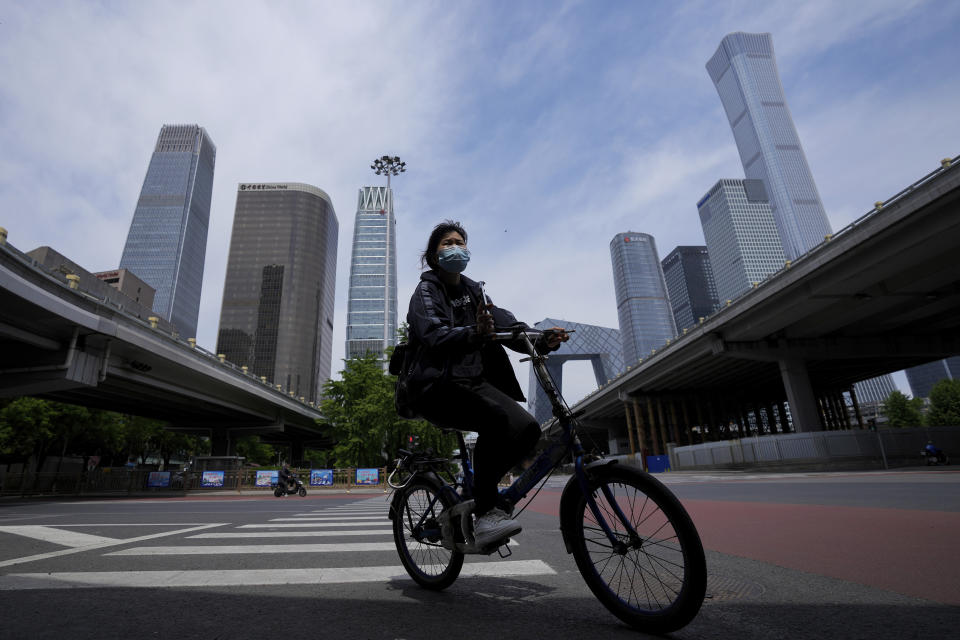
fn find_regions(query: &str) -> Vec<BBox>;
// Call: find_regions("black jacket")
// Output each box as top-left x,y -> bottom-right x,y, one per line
404,271 -> 538,407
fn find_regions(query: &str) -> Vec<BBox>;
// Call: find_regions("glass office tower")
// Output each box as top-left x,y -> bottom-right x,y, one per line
661,246 -> 720,332
852,374 -> 897,406
906,358 -> 960,399
120,124 -> 216,339
345,186 -> 397,361
610,232 -> 677,366
216,183 -> 338,403
707,32 -> 832,260
698,179 -> 786,303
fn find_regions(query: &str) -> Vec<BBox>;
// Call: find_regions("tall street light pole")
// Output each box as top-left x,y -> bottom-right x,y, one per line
369,156 -> 406,357
371,155 -> 406,189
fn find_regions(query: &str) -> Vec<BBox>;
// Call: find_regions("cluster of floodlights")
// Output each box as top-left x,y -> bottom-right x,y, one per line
371,155 -> 406,176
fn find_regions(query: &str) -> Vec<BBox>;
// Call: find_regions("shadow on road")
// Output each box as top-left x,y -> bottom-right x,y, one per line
3,577 -> 958,640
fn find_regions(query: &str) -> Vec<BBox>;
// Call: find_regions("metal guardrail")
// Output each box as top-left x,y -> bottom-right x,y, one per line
0,467 -> 390,497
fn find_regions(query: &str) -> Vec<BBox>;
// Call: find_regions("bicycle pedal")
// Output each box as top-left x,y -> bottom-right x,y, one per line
497,541 -> 513,558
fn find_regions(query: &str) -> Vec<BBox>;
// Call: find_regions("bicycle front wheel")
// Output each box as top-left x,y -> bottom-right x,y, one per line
564,464 -> 706,633
393,478 -> 464,590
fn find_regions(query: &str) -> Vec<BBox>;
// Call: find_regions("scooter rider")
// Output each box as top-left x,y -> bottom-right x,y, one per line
925,441 -> 947,463
278,463 -> 295,492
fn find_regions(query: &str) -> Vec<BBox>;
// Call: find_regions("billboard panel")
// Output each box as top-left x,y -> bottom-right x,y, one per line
355,468 -> 380,485
255,470 -> 279,487
147,471 -> 171,488
201,470 -> 225,487
310,469 -> 334,486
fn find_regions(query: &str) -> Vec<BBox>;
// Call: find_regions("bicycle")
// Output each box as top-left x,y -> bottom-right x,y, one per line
387,327 -> 707,633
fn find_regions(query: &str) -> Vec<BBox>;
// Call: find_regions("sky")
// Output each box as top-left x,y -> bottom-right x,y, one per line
2,0 -> 959,405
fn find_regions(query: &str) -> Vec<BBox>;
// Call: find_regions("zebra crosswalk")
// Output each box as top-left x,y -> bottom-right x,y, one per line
0,497 -> 555,590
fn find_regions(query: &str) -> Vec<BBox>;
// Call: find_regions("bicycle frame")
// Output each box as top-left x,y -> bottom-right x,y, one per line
390,327 -> 640,553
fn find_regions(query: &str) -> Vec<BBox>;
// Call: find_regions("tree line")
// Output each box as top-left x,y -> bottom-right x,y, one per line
0,397 -> 209,472
882,379 -> 960,427
7,357 -> 954,474
1,346 -> 454,473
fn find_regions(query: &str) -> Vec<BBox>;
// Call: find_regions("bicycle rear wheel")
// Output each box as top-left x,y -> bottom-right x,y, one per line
564,464 -> 706,633
393,478 -> 464,590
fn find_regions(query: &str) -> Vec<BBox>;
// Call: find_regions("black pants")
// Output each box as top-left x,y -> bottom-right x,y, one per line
417,378 -> 540,516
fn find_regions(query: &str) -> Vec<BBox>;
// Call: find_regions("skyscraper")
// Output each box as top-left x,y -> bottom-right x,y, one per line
707,32 -> 832,260
852,374 -> 897,406
697,179 -> 786,303
661,246 -> 720,332
610,232 -> 677,366
345,186 -> 397,360
905,358 -> 960,399
120,124 -> 216,339
216,183 -> 338,403
526,318 -> 623,426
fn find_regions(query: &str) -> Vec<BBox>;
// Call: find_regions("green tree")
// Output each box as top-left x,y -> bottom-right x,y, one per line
0,397 -> 58,466
926,379 -> 960,426
235,436 -> 278,466
883,391 -> 924,427
320,351 -> 454,468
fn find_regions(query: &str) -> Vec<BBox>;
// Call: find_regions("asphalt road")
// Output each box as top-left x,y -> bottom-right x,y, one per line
0,468 -> 957,640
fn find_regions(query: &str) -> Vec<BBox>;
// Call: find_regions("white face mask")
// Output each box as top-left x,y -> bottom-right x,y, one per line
438,246 -> 470,273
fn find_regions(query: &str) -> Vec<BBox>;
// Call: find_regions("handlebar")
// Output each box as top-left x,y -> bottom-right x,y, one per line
487,327 -> 573,341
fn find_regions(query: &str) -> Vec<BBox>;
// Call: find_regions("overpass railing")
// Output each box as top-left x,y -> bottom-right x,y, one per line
667,425 -> 959,471
0,235 -> 325,410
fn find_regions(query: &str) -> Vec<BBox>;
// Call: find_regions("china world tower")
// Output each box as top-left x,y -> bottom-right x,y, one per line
345,186 -> 397,360
707,33 -> 832,260
120,124 -> 216,339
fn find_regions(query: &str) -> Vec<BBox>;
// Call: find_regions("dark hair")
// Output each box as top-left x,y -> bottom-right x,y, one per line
420,220 -> 467,270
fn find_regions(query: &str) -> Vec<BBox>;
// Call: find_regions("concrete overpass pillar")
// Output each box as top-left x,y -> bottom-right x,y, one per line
291,441 -> 305,467
849,386 -> 865,429
680,398 -> 693,445
623,402 -> 636,455
777,401 -> 790,433
778,358 -> 823,432
210,430 -> 234,456
655,397 -> 670,450
645,399 -> 660,456
632,400 -> 648,470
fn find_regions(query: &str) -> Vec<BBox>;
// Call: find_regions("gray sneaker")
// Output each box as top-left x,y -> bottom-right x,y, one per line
473,508 -> 521,547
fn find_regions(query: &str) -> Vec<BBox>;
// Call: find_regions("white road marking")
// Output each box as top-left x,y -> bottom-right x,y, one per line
269,516 -> 383,521
188,529 -> 393,539
0,560 -> 555,590
108,543 -> 403,555
0,526 -> 116,547
108,539 -> 518,555
238,522 -> 384,529
55,523 -> 212,526
296,511 -> 385,516
0,524 -> 227,569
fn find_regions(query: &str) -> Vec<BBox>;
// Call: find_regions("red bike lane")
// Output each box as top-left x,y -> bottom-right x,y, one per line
523,488 -> 960,606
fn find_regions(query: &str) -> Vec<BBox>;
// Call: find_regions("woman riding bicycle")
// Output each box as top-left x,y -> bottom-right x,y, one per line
404,220 -> 568,547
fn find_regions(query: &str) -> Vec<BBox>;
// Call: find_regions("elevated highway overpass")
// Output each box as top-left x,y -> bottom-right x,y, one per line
0,239 -> 330,460
563,157 -> 960,455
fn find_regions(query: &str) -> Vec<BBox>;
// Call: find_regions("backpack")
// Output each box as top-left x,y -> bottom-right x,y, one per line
389,342 -> 416,419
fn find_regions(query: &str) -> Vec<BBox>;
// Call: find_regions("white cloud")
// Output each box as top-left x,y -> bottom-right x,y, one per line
2,0 -> 956,406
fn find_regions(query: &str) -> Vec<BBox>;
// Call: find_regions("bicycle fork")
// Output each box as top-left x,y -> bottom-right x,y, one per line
575,458 -> 643,554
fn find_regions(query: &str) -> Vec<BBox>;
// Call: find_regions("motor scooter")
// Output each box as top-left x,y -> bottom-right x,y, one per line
920,449 -> 950,465
274,475 -> 307,497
